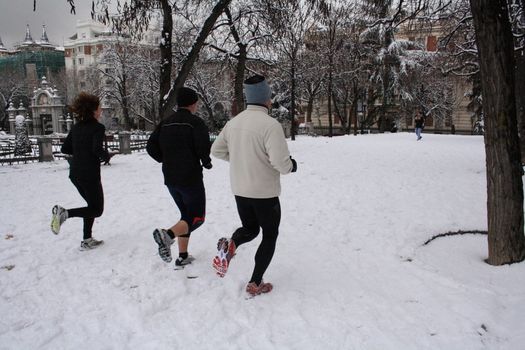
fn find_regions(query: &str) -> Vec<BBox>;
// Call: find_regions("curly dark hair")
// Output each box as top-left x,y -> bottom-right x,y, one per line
70,92 -> 100,121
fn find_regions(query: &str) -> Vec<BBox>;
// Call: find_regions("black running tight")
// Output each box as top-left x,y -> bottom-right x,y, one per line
67,178 -> 104,240
232,196 -> 281,285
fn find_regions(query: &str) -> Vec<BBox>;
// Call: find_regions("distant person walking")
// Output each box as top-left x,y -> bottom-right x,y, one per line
211,75 -> 297,297
147,87 -> 212,268
51,92 -> 114,250
415,111 -> 424,141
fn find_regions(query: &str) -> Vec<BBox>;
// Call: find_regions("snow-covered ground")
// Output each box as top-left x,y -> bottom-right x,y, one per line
1,133 -> 524,349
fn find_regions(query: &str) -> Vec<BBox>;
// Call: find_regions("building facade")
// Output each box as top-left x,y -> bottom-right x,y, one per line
63,19 -> 161,130
0,26 -> 66,133
0,25 -> 65,90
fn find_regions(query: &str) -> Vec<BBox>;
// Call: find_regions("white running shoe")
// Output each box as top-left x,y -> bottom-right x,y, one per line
153,228 -> 174,263
51,205 -> 68,235
79,238 -> 104,251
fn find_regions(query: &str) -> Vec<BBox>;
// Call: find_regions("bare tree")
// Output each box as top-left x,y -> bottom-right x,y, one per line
207,3 -> 273,114
297,47 -> 325,130
98,39 -> 137,130
132,45 -> 161,128
260,0 -> 317,140
315,0 -> 354,137
0,68 -> 27,131
437,0 -> 483,135
329,16 -> 373,135
188,59 -> 232,131
90,0 -> 232,120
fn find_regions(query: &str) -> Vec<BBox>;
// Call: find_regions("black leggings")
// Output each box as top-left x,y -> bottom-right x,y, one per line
232,196 -> 281,285
67,178 -> 104,240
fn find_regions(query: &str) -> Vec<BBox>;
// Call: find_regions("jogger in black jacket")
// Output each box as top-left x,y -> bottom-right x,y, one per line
50,92 -> 113,250
147,87 -> 212,267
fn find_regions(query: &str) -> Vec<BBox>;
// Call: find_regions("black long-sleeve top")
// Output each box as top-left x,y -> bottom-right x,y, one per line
147,108 -> 211,186
415,117 -> 425,129
61,119 -> 110,181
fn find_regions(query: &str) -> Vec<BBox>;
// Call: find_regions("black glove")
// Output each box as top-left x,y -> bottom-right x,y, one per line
290,156 -> 297,172
203,162 -> 213,169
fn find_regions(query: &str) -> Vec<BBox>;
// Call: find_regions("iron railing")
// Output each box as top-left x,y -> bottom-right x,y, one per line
0,134 -> 149,166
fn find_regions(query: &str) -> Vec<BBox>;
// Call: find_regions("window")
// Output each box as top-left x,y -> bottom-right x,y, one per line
78,46 -> 84,54
81,32 -> 86,39
80,82 -> 86,88
78,58 -> 84,65
426,36 -> 437,52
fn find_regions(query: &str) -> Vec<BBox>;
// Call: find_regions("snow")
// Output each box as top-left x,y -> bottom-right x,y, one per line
14,115 -> 25,125
1,133 -> 524,349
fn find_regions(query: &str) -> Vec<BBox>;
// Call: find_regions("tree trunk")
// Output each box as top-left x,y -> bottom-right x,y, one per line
470,0 -> 525,265
290,59 -> 296,141
516,46 -> 525,163
161,0 -> 232,119
332,92 -> 347,130
203,99 -> 215,124
341,89 -> 349,134
306,96 -> 314,124
233,44 -> 247,115
327,63 -> 333,138
378,3 -> 393,133
353,82 -> 359,136
225,6 -> 246,116
158,0 -> 173,119
121,74 -> 132,130
512,0 -> 525,162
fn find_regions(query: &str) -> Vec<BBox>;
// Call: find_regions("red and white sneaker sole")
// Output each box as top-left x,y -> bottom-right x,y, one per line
212,238 -> 235,277
212,255 -> 229,277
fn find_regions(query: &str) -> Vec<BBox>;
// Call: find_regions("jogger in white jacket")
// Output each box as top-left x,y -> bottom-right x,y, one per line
211,75 -> 297,296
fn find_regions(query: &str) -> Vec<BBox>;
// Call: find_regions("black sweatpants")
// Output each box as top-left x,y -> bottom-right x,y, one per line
232,196 -> 281,285
67,177 -> 104,240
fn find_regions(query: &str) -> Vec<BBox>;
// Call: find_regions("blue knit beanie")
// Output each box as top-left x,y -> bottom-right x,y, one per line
244,75 -> 271,105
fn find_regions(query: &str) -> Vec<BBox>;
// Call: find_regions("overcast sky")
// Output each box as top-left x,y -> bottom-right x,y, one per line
0,0 -> 99,49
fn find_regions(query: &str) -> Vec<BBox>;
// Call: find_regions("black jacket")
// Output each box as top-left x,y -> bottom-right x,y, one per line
415,117 -> 425,129
147,109 -> 211,186
61,119 -> 110,181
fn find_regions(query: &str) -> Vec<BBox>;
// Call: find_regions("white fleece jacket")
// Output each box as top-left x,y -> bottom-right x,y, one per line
211,105 -> 294,198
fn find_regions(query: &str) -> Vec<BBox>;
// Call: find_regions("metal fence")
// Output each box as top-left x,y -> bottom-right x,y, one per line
104,134 -> 149,154
0,134 -> 149,166
0,138 -> 40,165
0,132 -> 225,166
298,126 -> 348,136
